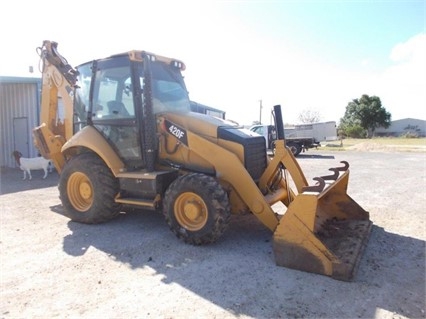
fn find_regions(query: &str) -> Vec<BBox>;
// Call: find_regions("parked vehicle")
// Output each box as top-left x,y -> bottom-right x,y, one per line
249,124 -> 320,156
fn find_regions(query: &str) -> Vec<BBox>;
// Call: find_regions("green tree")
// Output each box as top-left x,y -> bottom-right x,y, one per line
339,94 -> 391,138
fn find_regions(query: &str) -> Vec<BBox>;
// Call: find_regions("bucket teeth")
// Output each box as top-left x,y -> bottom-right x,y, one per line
336,161 -> 349,171
302,177 -> 325,193
302,161 -> 351,193
320,168 -> 339,181
320,161 -> 350,181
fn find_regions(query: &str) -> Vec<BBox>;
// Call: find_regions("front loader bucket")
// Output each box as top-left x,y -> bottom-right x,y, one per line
273,168 -> 372,281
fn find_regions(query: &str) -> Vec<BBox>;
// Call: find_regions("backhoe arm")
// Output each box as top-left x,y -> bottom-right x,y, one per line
33,40 -> 79,173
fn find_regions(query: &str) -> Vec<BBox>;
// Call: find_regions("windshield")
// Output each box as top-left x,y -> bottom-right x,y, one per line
148,61 -> 191,113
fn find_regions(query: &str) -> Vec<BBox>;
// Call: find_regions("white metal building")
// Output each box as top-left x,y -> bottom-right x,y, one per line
375,118 -> 426,137
0,76 -> 41,168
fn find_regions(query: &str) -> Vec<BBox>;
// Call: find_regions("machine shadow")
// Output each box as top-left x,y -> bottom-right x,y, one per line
56,205 -> 425,319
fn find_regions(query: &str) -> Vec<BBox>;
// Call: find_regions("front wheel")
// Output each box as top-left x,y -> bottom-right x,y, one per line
163,173 -> 231,245
58,152 -> 121,224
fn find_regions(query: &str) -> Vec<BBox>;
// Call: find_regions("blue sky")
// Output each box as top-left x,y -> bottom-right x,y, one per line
241,2 -> 423,69
1,0 -> 425,125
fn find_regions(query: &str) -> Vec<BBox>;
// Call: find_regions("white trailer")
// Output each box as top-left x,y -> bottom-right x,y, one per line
291,121 -> 338,142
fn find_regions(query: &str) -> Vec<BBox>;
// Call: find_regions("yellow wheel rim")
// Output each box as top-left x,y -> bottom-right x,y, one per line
67,172 -> 93,212
174,192 -> 208,231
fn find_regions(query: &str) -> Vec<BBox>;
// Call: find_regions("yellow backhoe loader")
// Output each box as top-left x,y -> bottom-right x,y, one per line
33,40 -> 372,281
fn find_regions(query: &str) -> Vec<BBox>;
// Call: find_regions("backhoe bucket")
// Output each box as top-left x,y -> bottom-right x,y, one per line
273,169 -> 372,281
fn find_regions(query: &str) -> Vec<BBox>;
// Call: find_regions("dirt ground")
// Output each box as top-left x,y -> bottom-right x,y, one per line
1,146 -> 425,319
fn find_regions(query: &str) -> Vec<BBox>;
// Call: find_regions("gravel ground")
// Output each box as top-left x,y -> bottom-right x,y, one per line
1,148 -> 425,319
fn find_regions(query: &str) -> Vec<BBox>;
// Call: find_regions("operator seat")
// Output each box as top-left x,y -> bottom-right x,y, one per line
107,100 -> 129,117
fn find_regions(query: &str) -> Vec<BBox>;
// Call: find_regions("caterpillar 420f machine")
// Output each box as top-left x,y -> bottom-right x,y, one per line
34,40 -> 372,281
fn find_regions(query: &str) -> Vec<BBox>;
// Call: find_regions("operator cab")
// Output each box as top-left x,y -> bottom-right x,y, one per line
73,52 -> 191,169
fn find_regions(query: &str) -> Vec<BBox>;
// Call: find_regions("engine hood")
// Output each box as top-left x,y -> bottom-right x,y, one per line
158,111 -> 242,139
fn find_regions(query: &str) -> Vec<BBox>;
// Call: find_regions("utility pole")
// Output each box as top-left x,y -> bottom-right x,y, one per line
259,99 -> 262,124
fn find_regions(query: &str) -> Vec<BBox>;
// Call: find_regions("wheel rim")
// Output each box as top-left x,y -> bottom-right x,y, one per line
174,192 -> 208,231
67,172 -> 93,212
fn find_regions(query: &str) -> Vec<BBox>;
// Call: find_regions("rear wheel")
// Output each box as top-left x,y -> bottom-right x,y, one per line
287,143 -> 302,156
59,152 -> 121,224
163,173 -> 231,245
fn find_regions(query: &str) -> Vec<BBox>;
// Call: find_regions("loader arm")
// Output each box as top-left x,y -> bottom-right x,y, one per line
258,140 -> 308,195
183,129 -> 281,231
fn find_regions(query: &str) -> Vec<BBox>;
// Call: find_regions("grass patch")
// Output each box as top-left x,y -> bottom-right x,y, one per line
320,137 -> 426,151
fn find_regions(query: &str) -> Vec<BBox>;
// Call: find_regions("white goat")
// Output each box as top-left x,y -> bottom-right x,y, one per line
12,151 -> 52,180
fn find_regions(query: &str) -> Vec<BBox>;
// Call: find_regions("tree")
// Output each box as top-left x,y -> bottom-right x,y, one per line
339,94 -> 391,138
298,109 -> 322,123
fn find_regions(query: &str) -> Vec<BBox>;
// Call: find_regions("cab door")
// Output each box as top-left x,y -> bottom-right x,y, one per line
90,56 -> 145,169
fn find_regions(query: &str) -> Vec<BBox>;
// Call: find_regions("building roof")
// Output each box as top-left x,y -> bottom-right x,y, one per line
391,118 -> 426,123
0,76 -> 41,84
